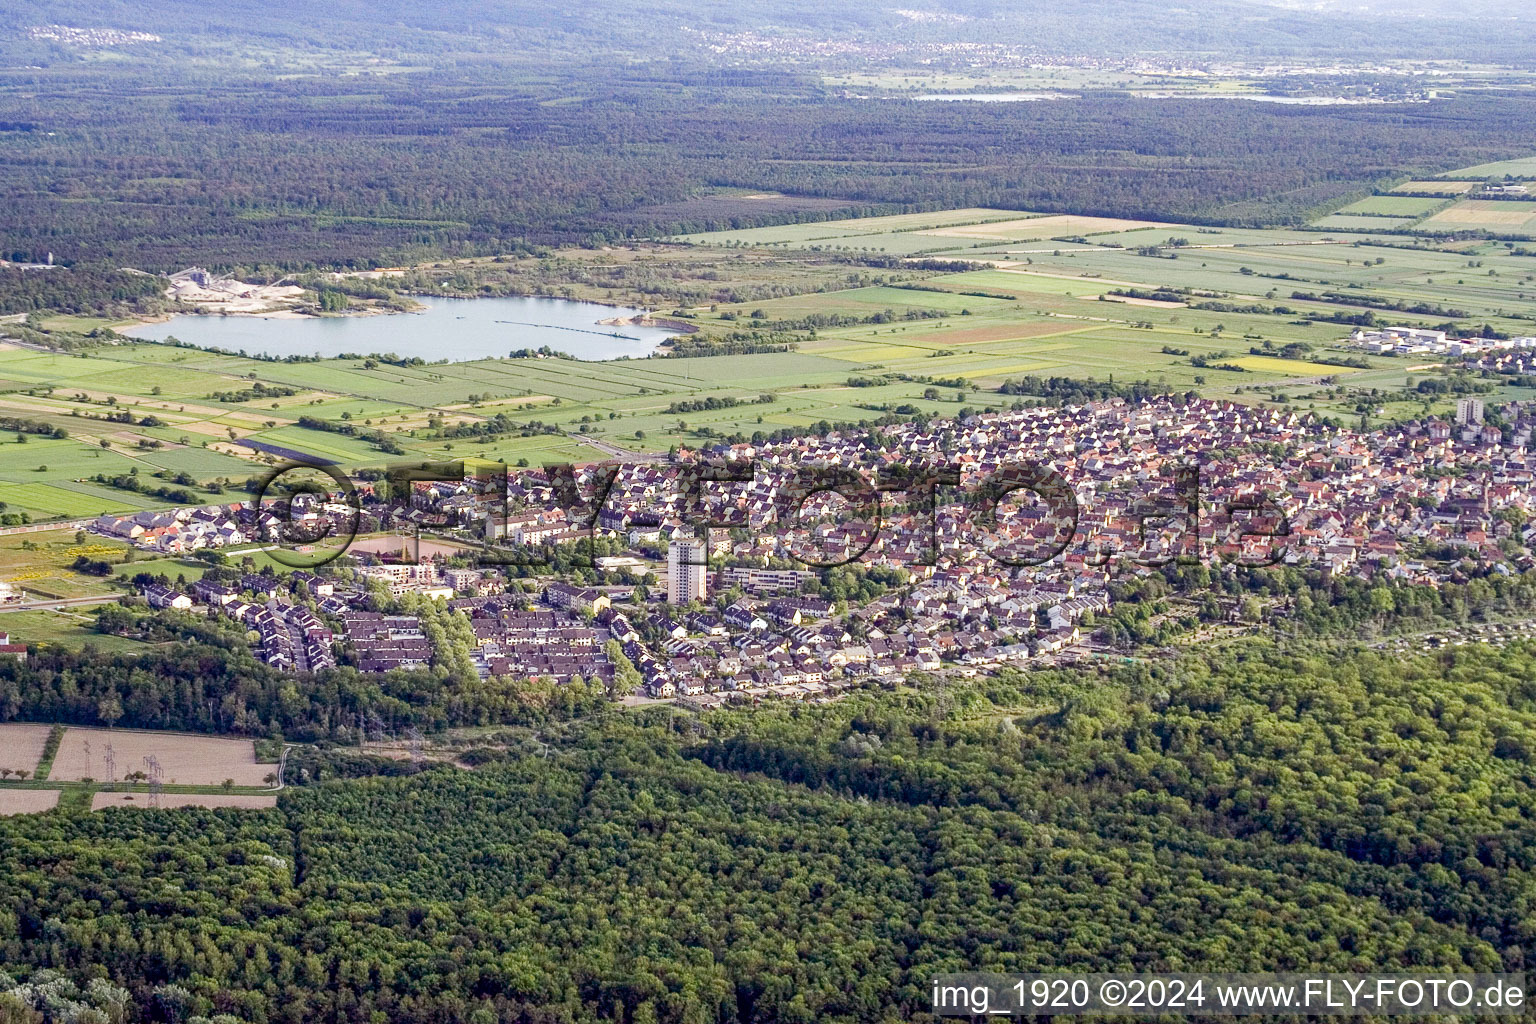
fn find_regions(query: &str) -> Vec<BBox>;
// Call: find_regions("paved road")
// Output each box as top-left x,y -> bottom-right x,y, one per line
273,744 -> 293,790
567,433 -> 665,463
0,594 -> 119,614
0,519 -> 95,538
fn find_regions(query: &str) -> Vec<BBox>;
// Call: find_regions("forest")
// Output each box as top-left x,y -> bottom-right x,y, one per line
2,635 -> 1535,1023
4,0 -> 1536,313
5,64 -> 1536,279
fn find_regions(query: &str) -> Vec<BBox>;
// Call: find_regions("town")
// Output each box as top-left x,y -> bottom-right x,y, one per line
1347,325 -> 1536,357
8,2 -> 1536,1017
68,391 -> 1534,708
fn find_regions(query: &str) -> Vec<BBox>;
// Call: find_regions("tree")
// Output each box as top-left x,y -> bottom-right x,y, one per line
605,639 -> 642,699
97,692 -> 124,728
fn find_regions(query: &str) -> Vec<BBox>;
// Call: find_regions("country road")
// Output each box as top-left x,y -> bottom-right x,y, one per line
0,594 -> 119,614
0,519 -> 96,538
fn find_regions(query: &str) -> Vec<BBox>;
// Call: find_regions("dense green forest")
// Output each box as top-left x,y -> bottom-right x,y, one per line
3,0 -> 1536,299
2,637 -> 1535,1023
5,77 -> 1535,272
0,267 -> 167,315
2,0 -> 1535,306
5,35 -> 1536,278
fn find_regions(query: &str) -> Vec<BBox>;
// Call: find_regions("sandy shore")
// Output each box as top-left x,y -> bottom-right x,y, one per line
597,313 -> 699,333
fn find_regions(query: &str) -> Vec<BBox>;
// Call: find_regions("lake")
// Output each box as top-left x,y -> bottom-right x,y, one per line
915,92 -> 1071,102
911,92 -> 1421,106
119,296 -> 684,362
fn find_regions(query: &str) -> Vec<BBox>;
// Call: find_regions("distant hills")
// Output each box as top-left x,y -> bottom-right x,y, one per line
4,0 -> 1536,64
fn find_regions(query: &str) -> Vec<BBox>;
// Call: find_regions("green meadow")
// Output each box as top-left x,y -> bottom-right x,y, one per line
1334,195 -> 1447,217
0,608 -> 150,653
1438,156 -> 1536,179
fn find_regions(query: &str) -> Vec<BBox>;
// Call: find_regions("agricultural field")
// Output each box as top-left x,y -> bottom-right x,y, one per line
0,720 -> 296,817
0,790 -> 61,816
911,214 -> 1170,241
1420,200 -> 1536,235
687,224 -> 1536,422
730,265 -> 1382,393
1333,195 -> 1446,217
674,210 -> 1178,254
1308,213 -> 1422,231
1038,224 -> 1368,249
109,556 -> 212,582
0,724 -> 55,776
51,727 -> 272,787
4,205 -> 1536,538
671,208 -> 1030,247
1391,180 -> 1480,195
91,792 -> 277,811
1439,156 -> 1536,179
1232,354 -> 1357,375
968,238 -> 1536,327
0,481 -> 139,519
106,545 -> 309,582
820,67 -> 1273,95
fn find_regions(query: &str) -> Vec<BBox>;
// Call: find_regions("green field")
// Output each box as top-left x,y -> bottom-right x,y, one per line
1308,213 -> 1422,231
1334,195 -> 1446,217
1438,155 -> 1536,179
673,210 -> 1169,252
1419,199 -> 1536,236
1391,180 -> 1479,195
0,528 -> 129,601
0,608 -> 149,653
673,208 -> 1032,247
0,482 -> 140,519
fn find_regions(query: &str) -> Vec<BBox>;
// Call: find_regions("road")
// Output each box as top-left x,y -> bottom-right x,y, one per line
0,519 -> 96,538
273,744 -> 294,790
0,594 -> 119,614
568,432 -> 666,463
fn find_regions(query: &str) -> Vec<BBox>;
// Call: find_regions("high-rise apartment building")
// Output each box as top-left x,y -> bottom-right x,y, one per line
667,537 -> 707,604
